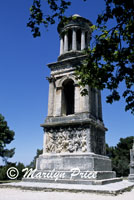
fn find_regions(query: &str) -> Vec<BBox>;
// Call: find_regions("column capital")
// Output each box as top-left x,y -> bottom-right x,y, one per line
72,27 -> 78,31
46,76 -> 55,83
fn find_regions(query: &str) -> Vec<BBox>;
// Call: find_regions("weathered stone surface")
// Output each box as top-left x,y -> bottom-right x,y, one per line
42,124 -> 106,155
23,170 -> 117,185
36,153 -> 112,172
23,152 -> 117,185
26,15 -> 121,185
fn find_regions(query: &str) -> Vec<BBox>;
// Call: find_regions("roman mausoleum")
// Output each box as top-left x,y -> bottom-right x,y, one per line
34,14 -> 121,184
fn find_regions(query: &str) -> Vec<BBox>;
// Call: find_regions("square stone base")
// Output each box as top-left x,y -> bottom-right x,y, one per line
22,152 -> 122,185
36,152 -> 112,172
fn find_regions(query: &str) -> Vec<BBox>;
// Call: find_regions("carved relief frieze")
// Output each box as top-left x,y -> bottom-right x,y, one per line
45,126 -> 88,153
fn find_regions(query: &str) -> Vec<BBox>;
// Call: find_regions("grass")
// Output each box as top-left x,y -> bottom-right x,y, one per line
0,180 -> 21,184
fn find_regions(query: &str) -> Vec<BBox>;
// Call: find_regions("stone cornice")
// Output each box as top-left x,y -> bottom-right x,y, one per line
47,54 -> 87,70
41,113 -> 107,132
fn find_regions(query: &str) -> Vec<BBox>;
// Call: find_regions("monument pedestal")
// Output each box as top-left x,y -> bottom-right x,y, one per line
23,152 -> 122,185
36,153 -> 117,184
36,153 -> 113,173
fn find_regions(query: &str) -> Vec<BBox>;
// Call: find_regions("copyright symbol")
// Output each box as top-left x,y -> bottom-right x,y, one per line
7,167 -> 19,180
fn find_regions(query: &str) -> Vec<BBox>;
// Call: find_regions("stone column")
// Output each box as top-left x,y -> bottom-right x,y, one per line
64,33 -> 68,52
81,30 -> 85,50
95,89 -> 99,119
79,86 -> 89,112
47,78 -> 54,116
86,127 -> 92,152
55,87 -> 62,116
74,85 -> 80,113
88,87 -> 92,115
60,36 -> 64,55
98,90 -> 102,121
72,29 -> 77,51
83,85 -> 89,112
91,88 -> 96,116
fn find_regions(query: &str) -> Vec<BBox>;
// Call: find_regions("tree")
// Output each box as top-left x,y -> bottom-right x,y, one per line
0,162 -> 25,180
28,0 -> 134,114
0,114 -> 15,163
76,0 -> 134,114
106,136 -> 134,177
16,162 -> 25,180
28,148 -> 43,168
27,0 -> 72,37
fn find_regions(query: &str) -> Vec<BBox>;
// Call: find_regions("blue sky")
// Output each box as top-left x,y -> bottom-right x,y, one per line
0,0 -> 133,165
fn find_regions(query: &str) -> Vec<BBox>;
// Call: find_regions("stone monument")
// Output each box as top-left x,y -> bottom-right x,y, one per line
26,14 -> 121,185
128,139 -> 134,182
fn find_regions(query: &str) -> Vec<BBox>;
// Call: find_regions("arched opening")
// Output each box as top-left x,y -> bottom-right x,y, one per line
62,79 -> 74,115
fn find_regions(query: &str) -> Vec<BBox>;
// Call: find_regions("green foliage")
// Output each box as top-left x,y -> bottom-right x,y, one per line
0,165 -> 9,180
16,162 -> 25,180
27,0 -> 72,37
0,114 -> 15,162
106,136 -> 133,177
76,0 -> 134,114
28,0 -> 134,114
0,162 -> 25,180
28,149 -> 43,168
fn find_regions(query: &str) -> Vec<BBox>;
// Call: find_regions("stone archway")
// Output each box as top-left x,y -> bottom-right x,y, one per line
62,79 -> 74,116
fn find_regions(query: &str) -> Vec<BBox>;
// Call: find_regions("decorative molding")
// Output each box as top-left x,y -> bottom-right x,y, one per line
56,74 -> 78,88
